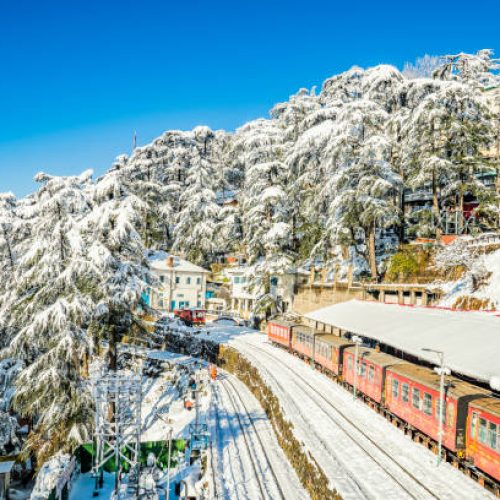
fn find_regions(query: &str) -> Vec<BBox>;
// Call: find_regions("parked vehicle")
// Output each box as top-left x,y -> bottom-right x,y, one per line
174,309 -> 206,326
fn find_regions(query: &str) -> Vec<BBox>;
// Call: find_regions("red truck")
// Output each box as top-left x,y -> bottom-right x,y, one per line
174,308 -> 206,327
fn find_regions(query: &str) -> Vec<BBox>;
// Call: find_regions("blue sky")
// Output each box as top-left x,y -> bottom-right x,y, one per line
1,0 -> 499,197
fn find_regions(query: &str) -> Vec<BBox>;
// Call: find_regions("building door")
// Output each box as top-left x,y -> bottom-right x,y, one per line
170,300 -> 176,310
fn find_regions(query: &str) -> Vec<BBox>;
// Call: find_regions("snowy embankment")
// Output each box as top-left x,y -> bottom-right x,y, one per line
194,324 -> 494,499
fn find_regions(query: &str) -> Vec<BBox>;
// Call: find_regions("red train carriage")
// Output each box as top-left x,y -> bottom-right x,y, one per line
343,347 -> 403,404
291,325 -> 317,360
467,398 -> 500,482
385,364 -> 489,454
267,319 -> 297,349
314,335 -> 354,378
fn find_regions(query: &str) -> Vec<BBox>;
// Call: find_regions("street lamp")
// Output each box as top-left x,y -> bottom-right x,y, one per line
352,335 -> 363,400
422,348 -> 451,466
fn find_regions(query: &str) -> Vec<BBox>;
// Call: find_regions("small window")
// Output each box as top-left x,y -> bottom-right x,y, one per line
186,277 -> 191,285
347,358 -> 353,370
196,277 -> 201,285
435,399 -> 446,424
479,418 -> 487,444
423,393 -> 432,416
175,276 -> 180,284
412,388 -> 421,409
471,412 -> 478,439
234,276 -> 241,284
368,366 -> 374,382
197,301 -> 202,308
392,379 -> 399,398
160,275 -> 165,283
402,383 -> 409,403
360,362 -> 366,378
487,422 -> 497,450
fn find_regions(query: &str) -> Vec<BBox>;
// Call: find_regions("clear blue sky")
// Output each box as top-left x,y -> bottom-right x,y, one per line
1,0 -> 498,197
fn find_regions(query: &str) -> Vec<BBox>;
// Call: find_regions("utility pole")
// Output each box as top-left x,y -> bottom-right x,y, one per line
352,335 -> 362,400
422,348 -> 450,466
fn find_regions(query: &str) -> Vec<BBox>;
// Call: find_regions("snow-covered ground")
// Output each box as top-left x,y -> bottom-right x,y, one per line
208,371 -> 306,500
192,325 -> 495,500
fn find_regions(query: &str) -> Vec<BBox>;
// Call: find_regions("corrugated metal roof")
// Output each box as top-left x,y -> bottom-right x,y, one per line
304,300 -> 500,384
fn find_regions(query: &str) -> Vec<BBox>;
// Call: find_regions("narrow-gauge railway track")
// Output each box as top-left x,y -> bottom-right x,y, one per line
210,376 -> 288,499
238,340 -> 442,500
220,376 -> 287,500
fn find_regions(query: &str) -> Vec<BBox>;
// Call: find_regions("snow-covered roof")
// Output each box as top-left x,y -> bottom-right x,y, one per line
304,299 -> 500,384
147,251 -> 209,274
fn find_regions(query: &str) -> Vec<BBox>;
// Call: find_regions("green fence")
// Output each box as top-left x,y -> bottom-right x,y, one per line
76,439 -> 186,473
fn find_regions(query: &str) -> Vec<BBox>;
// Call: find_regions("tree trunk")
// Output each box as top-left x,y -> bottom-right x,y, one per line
368,226 -> 377,279
432,171 -> 442,242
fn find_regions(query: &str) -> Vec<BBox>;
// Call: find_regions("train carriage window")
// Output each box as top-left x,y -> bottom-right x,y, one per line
447,403 -> 455,428
347,357 -> 353,370
360,362 -> 366,378
392,379 -> 399,398
479,418 -> 487,444
412,388 -> 421,409
471,412 -> 478,439
435,399 -> 446,424
368,365 -> 375,382
402,383 -> 409,403
488,422 -> 497,450
423,393 -> 432,416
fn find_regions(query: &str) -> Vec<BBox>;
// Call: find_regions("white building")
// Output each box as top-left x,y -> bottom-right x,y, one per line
146,252 -> 210,312
226,266 -> 303,319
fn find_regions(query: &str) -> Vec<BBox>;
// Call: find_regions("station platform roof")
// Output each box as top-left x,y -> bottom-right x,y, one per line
304,300 -> 500,385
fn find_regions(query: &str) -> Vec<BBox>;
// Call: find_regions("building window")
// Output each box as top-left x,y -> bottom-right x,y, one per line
234,276 -> 240,284
197,301 -> 201,308
175,276 -> 180,284
412,388 -> 421,409
423,393 -> 432,416
186,277 -> 191,285
160,275 -> 165,283
196,277 -> 201,285
401,383 -> 409,403
392,379 -> 399,398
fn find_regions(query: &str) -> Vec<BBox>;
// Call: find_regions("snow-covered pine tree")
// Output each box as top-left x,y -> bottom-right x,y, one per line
236,118 -> 293,316
0,193 -> 19,348
85,164 -> 152,371
324,98 -> 401,278
3,171 -> 95,465
401,81 -> 495,239
172,127 -> 220,265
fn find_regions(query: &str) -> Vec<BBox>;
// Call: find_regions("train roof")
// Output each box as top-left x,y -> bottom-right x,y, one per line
315,335 -> 354,348
388,363 -> 491,399
345,346 -> 403,367
305,299 -> 500,385
268,319 -> 300,328
469,397 -> 500,418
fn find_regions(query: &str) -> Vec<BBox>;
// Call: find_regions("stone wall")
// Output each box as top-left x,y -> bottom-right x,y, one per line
292,283 -> 366,315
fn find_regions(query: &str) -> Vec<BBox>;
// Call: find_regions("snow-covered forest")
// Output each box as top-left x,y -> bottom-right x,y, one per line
0,49 -> 499,468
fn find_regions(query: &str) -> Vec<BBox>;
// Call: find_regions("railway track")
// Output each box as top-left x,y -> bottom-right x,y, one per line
210,375 -> 288,499
239,340 -> 442,500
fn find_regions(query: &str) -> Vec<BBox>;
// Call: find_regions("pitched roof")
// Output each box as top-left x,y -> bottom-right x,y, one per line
147,251 -> 210,274
304,300 -> 500,384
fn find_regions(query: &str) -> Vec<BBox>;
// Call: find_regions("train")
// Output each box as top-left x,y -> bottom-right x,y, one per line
267,319 -> 500,490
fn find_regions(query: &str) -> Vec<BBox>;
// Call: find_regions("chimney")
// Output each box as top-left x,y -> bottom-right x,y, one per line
166,256 -> 174,268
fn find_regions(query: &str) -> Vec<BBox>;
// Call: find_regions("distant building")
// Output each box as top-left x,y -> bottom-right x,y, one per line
226,266 -> 306,319
146,252 -> 210,312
